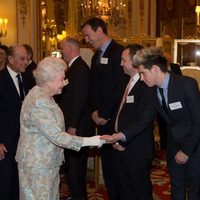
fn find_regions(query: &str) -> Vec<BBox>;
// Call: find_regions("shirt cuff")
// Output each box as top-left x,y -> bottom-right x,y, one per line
119,132 -> 126,142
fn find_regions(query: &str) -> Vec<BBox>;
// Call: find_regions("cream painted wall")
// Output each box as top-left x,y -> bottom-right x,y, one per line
17,0 -> 40,61
0,0 -> 17,46
0,0 -> 40,61
130,0 -> 156,37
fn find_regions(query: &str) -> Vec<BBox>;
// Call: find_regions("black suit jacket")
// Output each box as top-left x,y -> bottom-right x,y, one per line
58,56 -> 92,136
0,67 -> 29,160
170,63 -> 182,75
91,40 -> 129,133
154,73 -> 200,156
117,80 -> 155,158
22,60 -> 37,89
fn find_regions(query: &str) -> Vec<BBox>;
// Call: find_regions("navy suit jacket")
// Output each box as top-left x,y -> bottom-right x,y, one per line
90,40 -> 129,133
22,60 -> 37,89
170,63 -> 182,75
0,67 -> 29,160
154,73 -> 200,156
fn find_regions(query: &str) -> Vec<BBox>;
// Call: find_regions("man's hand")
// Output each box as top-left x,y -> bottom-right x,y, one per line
92,110 -> 108,125
175,150 -> 189,165
100,133 -> 123,143
0,143 -> 7,160
67,127 -> 77,136
113,142 -> 126,151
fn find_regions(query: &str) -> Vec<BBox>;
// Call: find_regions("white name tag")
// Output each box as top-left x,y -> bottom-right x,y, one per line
100,57 -> 108,64
169,101 -> 182,110
126,95 -> 134,103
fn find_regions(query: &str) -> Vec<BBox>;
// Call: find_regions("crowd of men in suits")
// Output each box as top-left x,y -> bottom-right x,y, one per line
0,17 -> 200,200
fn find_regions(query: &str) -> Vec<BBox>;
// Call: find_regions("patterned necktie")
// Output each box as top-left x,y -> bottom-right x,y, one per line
16,74 -> 25,101
159,87 -> 168,115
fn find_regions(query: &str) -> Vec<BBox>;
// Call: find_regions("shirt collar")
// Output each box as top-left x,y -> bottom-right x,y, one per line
130,73 -> 140,82
159,72 -> 170,89
7,65 -> 18,79
68,56 -> 80,67
100,39 -> 112,54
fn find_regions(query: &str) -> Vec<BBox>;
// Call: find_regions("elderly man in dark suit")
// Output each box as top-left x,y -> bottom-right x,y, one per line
111,44 -> 155,200
58,37 -> 91,200
82,17 -> 128,200
133,47 -> 200,200
0,44 -> 29,200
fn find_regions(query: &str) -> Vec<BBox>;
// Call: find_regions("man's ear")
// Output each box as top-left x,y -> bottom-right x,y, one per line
151,65 -> 159,73
8,56 -> 14,65
96,26 -> 102,33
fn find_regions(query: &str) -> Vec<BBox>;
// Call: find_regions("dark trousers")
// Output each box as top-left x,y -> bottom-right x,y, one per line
100,145 -> 121,200
114,152 -> 153,200
0,159 -> 19,200
168,151 -> 200,200
157,114 -> 168,150
64,147 -> 88,200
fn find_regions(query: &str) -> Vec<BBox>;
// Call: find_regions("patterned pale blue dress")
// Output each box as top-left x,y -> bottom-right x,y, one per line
16,86 -> 84,200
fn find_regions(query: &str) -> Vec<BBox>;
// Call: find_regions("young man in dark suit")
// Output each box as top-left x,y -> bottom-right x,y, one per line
58,37 -> 91,200
133,47 -> 200,200
82,17 -> 128,200
157,52 -> 182,157
0,45 -> 29,200
111,44 -> 155,200
103,46 -> 200,200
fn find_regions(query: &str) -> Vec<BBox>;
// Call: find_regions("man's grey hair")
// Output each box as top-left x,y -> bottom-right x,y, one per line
62,37 -> 80,50
34,56 -> 67,86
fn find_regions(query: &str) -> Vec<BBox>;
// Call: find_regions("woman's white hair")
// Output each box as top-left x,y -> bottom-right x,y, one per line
34,56 -> 67,86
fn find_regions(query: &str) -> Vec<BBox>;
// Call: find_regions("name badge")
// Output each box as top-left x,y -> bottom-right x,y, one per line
169,101 -> 182,110
126,95 -> 134,103
100,57 -> 108,64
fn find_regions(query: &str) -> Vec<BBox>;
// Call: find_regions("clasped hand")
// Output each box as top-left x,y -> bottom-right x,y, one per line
175,150 -> 189,165
100,133 -> 126,151
92,110 -> 108,125
100,133 -> 122,143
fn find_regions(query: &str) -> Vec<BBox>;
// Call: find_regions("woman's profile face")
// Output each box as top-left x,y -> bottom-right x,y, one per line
48,71 -> 66,96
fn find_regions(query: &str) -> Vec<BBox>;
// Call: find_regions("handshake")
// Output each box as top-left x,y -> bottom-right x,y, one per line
82,133 -> 123,148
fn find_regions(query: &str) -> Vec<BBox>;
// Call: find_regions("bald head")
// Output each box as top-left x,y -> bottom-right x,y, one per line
60,37 -> 80,62
7,44 -> 29,73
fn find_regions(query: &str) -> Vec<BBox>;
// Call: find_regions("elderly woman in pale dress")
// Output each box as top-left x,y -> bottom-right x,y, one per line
15,57 -> 104,200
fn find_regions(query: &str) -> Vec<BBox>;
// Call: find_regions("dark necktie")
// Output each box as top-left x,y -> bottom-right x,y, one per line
96,50 -> 102,65
16,74 -> 25,101
159,87 -> 168,115
95,50 -> 102,77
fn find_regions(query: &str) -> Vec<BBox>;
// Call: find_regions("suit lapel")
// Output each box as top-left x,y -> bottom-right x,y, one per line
101,40 -> 114,58
154,88 -> 171,123
2,68 -> 22,105
167,73 -> 176,106
21,75 -> 30,95
128,79 -> 140,95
